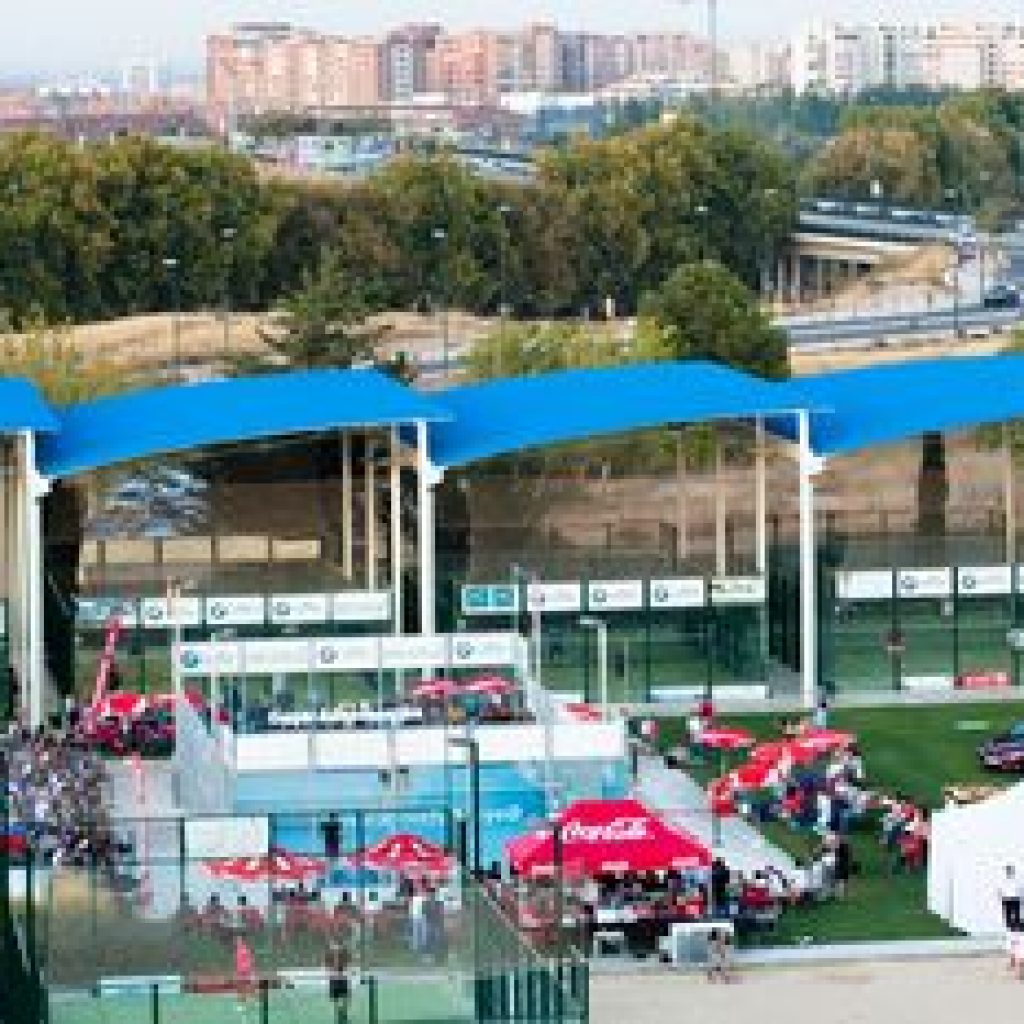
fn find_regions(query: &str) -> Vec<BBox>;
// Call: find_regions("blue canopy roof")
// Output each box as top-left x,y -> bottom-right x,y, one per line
0,379 -> 59,434
430,361 -> 805,469
781,355 -> 1024,456
38,368 -> 448,478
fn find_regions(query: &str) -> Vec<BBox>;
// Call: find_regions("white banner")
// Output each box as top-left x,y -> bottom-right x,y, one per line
204,595 -> 266,626
381,634 -> 448,669
587,580 -> 644,611
835,570 -> 893,601
648,578 -> 706,609
140,597 -> 202,629
331,591 -> 391,622
312,637 -> 381,672
268,593 -> 330,624
526,582 -> 582,613
239,639 -> 311,674
177,642 -> 242,676
710,577 -> 766,605
450,632 -> 520,667
957,566 -> 1012,597
896,567 -> 952,599
76,597 -> 139,628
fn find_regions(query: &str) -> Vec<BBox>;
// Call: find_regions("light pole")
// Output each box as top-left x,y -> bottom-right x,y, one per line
162,256 -> 181,381
945,188 -> 963,337
448,734 -> 481,877
220,226 -> 237,362
496,203 -> 513,378
579,616 -> 609,720
695,203 -> 709,262
431,227 -> 450,381
511,563 -> 541,683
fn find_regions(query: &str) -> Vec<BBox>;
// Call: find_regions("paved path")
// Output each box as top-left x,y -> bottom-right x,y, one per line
633,754 -> 794,875
590,954 -> 1021,1024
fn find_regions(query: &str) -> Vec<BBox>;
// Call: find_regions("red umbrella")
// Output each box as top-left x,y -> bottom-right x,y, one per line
507,798 -> 710,878
151,688 -> 206,712
462,675 -> 517,697
409,679 -> 461,701
791,729 -> 855,756
749,741 -> 820,768
90,692 -> 147,719
722,760 -> 780,792
698,726 -> 755,751
349,833 -> 453,875
205,848 -> 326,883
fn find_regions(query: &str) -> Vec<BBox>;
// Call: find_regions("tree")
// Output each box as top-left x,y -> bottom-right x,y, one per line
639,261 -> 789,379
237,247 -> 391,374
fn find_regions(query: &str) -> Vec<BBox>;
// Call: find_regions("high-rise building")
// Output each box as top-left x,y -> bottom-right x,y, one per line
381,24 -> 442,102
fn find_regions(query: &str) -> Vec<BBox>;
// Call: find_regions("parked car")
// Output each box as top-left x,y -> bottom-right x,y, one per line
978,722 -> 1024,772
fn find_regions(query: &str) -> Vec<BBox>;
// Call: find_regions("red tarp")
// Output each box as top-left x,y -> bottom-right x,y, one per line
507,798 -> 710,878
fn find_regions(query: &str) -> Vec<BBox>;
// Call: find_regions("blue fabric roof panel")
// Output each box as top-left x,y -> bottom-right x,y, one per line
781,355 -> 1024,456
0,379 -> 59,434
431,361 -> 806,469
38,368 -> 449,478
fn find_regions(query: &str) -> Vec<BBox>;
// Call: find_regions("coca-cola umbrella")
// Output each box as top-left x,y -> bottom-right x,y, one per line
348,833 -> 453,876
409,679 -> 462,701
90,692 -> 147,719
790,729 -> 856,757
462,675 -> 518,697
506,798 -> 711,878
205,848 -> 326,883
698,726 -> 755,751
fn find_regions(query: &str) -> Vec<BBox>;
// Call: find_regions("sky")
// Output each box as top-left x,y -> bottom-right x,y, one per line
5,0 -> 1024,77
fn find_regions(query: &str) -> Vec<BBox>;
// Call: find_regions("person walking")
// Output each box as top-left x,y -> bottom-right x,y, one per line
325,941 -> 351,1024
999,864 -> 1022,932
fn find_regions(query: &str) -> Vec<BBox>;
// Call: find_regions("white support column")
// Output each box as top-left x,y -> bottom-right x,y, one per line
366,432 -> 377,591
798,410 -> 818,710
755,418 -> 767,575
341,433 -> 353,581
714,433 -> 727,576
22,431 -> 48,730
417,421 -> 438,636
1004,424 -> 1016,564
390,426 -> 403,635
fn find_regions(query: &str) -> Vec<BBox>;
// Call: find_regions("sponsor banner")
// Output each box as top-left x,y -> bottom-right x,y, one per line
835,570 -> 893,602
239,639 -> 311,674
268,593 -> 330,625
650,684 -> 770,702
450,632 -> 519,667
526,582 -> 582,613
587,580 -> 644,611
140,597 -> 202,629
331,591 -> 392,622
381,634 -> 448,670
649,578 -> 705,609
0,600 -> 5,636
204,595 -> 266,626
901,674 -> 955,691
461,584 -> 520,616
957,566 -> 1012,597
76,597 -> 139,628
710,577 -> 766,606
177,643 -> 243,676
896,568 -> 952,599
312,637 -> 380,672
184,816 -> 269,859
955,671 -> 1011,690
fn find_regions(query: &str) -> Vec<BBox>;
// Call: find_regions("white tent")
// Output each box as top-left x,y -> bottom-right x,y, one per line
928,782 -> 1024,935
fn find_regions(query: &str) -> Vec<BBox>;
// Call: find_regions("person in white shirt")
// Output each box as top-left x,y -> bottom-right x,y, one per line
999,865 -> 1022,932
409,888 -> 428,952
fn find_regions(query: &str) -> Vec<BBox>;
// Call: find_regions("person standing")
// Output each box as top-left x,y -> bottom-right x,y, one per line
813,698 -> 828,730
408,885 -> 428,952
321,813 -> 342,867
325,941 -> 351,1024
1000,865 -> 1022,932
710,858 -> 730,918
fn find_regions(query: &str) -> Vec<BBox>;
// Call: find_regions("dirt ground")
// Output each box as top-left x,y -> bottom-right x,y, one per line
591,955 -> 1023,1024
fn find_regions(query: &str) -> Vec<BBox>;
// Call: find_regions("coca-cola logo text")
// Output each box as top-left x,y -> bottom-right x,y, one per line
560,816 -> 649,843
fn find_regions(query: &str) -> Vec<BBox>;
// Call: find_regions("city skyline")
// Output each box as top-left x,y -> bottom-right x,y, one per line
5,0 -> 1024,76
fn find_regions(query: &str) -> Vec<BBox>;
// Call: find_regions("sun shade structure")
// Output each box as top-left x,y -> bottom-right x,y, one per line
36,367 -> 449,478
0,379 -> 59,434
430,361 -> 805,470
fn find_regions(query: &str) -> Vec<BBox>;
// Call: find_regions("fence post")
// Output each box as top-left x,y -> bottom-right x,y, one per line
259,979 -> 269,1024
150,981 -> 160,1024
366,974 -> 378,1024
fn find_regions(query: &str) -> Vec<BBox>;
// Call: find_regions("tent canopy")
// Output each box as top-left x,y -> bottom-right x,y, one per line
506,798 -> 710,878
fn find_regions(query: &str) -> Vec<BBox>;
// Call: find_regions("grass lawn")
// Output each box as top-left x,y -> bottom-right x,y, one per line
655,701 -> 1024,945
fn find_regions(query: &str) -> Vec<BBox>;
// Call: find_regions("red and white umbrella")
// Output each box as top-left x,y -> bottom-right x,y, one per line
151,689 -> 206,712
349,833 -> 453,876
790,729 -> 855,757
722,760 -> 780,792
749,741 -> 820,769
409,679 -> 461,701
698,726 -> 755,751
205,848 -> 326,883
90,692 -> 147,719
462,675 -> 517,697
